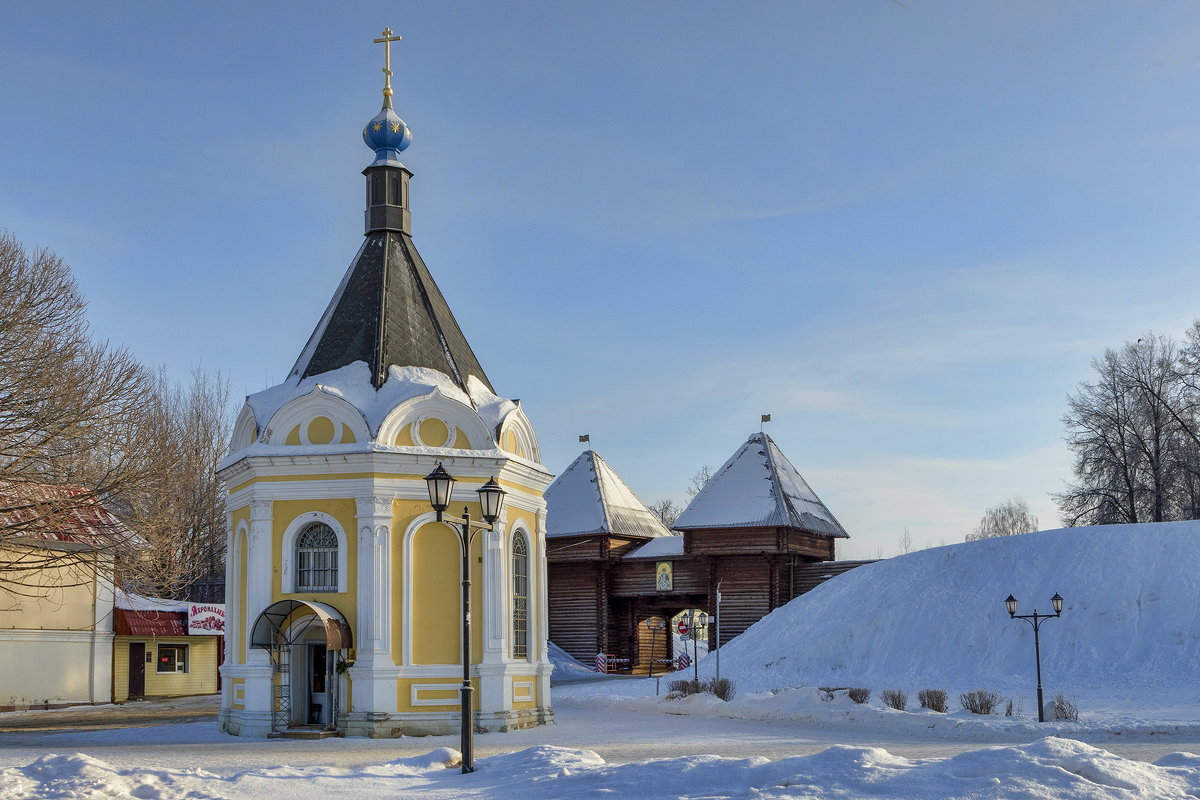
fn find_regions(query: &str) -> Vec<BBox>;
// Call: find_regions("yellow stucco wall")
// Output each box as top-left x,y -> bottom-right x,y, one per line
229,676 -> 245,709
410,522 -> 462,664
113,635 -> 219,702
307,416 -> 335,445
397,676 -> 477,712
230,505 -> 250,664
0,549 -> 100,631
271,499 -> 358,629
511,675 -> 538,709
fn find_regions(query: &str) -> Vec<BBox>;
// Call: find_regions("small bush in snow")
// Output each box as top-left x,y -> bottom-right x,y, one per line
918,689 -> 947,713
666,679 -> 704,698
1004,698 -> 1014,716
706,677 -> 737,701
959,689 -> 1002,715
880,689 -> 907,711
818,687 -> 843,701
847,687 -> 871,705
1052,693 -> 1079,722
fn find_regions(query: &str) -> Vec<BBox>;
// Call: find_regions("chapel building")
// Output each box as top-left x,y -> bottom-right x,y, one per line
218,44 -> 553,738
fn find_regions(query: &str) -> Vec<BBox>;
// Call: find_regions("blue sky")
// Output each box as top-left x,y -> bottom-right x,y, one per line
4,2 -> 1200,557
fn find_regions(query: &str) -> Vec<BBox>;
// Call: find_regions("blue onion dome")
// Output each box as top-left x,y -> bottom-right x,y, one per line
362,105 -> 412,168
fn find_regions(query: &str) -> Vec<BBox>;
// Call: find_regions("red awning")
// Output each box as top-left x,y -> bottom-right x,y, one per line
115,608 -> 187,636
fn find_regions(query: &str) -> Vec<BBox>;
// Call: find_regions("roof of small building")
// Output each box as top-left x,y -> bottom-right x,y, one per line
545,451 -> 674,539
114,608 -> 187,637
0,483 -> 130,549
622,534 -> 685,559
115,589 -> 191,613
672,433 -> 849,538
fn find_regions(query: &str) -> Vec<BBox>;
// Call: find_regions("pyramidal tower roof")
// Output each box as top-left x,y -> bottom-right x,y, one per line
545,451 -> 674,539
287,42 -> 493,393
673,433 -> 849,538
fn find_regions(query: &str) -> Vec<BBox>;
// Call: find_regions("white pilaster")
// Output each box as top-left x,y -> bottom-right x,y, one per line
351,493 -> 397,714
535,509 -> 552,710
482,515 -> 506,661
478,514 -> 508,714
244,499 -> 274,674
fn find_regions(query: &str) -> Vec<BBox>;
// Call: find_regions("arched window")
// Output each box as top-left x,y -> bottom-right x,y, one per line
512,533 -> 529,660
295,523 -> 338,592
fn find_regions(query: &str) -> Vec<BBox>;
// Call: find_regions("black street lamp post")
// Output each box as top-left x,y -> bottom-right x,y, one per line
691,611 -> 708,682
1005,592 -> 1064,723
425,463 -> 506,774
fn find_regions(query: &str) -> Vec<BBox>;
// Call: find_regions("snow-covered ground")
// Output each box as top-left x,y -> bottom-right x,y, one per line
1,523 -> 1197,798
5,737 -> 1200,800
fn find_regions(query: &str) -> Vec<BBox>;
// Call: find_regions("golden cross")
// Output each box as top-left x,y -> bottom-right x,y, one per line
372,27 -> 403,107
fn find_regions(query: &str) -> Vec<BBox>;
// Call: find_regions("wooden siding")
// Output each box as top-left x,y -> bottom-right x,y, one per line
685,528 -> 779,554
707,555 -> 772,644
546,561 -> 602,664
113,635 -> 219,702
791,560 -> 875,598
545,535 -> 608,563
547,527 -> 846,667
610,557 -> 708,597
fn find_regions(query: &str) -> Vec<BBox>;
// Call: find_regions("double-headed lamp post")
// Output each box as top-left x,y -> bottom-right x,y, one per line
1005,592 -> 1064,723
425,463 -> 506,774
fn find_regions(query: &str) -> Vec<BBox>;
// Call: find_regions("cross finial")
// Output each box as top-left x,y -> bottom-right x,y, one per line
372,27 -> 403,109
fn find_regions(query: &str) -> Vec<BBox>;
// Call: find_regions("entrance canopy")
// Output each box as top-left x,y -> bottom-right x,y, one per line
250,599 -> 352,650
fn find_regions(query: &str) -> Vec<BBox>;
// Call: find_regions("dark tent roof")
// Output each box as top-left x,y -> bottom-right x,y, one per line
288,231 -> 493,392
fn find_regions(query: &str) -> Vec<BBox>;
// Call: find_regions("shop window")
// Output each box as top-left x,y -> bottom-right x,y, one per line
157,644 -> 188,674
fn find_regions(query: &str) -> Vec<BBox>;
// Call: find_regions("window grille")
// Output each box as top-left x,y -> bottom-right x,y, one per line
512,533 -> 529,660
296,522 -> 338,592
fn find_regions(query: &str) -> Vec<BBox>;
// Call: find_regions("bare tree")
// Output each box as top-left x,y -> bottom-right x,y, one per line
966,497 -> 1038,541
685,465 -> 712,499
897,527 -> 914,554
647,498 -> 681,528
113,367 -> 231,600
0,233 -> 154,593
1057,335 -> 1196,526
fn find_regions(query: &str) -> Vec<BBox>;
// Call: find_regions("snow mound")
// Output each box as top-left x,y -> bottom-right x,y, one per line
711,522 -> 1200,694
0,752 -> 223,800
549,641 -> 595,681
3,740 -> 1199,799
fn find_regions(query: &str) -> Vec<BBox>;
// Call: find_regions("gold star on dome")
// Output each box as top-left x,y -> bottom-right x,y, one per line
390,122 -> 400,133
373,122 -> 382,132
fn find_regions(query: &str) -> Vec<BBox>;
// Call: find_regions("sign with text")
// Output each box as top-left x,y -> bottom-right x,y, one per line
188,603 -> 226,635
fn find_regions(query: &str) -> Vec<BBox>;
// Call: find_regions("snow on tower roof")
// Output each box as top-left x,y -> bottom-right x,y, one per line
673,433 -> 848,538
545,451 -> 674,539
622,534 -> 685,559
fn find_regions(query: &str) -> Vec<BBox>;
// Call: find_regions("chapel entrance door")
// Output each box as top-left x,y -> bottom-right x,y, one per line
128,643 -> 146,699
305,642 -> 330,726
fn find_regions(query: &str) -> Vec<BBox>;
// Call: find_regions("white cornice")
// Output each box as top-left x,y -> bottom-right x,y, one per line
221,448 -> 550,483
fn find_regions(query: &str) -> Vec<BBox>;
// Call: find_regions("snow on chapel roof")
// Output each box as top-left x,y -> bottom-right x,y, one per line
545,451 -> 673,539
673,433 -> 848,538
